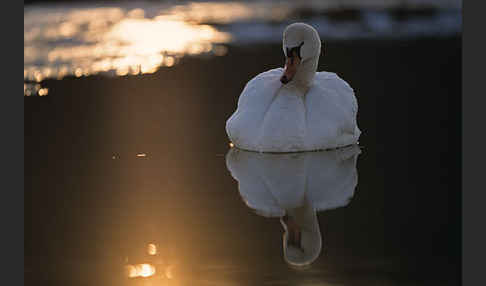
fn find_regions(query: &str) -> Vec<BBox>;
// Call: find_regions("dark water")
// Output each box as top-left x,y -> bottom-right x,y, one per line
25,37 -> 461,285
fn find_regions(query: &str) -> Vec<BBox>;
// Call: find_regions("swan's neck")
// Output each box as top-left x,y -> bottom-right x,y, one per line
292,55 -> 319,94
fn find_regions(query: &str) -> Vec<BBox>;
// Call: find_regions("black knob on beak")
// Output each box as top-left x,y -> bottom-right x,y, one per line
280,75 -> 289,84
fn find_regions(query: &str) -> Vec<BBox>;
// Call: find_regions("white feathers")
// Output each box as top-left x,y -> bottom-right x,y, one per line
226,69 -> 361,152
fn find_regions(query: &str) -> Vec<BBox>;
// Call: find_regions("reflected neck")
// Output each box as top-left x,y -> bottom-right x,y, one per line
286,201 -> 317,232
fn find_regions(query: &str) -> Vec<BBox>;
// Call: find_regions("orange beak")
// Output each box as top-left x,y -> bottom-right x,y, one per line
280,51 -> 301,84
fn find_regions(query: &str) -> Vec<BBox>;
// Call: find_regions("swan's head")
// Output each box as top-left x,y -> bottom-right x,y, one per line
280,23 -> 322,85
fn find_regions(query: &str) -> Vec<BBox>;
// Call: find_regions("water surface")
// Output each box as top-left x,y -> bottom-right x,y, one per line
25,2 -> 461,285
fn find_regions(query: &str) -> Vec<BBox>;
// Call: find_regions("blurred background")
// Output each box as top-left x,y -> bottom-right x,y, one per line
25,1 -> 462,286
24,0 -> 461,95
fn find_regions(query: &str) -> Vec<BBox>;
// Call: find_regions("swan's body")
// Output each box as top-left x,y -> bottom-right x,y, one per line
226,23 -> 360,153
226,68 -> 360,152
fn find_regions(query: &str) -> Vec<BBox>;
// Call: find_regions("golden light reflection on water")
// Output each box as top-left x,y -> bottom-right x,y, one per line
147,243 -> 157,255
165,265 -> 175,280
24,4 -> 233,87
125,264 -> 138,278
38,88 -> 49,96
24,83 -> 48,97
125,263 -> 156,278
138,264 -> 156,277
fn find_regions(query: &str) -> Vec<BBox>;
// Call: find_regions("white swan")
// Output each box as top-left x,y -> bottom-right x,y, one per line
225,145 -> 361,266
226,23 -> 361,153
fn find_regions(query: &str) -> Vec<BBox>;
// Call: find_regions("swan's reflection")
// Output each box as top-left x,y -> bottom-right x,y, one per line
225,145 -> 361,267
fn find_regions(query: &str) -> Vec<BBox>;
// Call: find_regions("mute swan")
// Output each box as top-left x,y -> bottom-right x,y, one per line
226,23 -> 361,153
225,144 -> 361,266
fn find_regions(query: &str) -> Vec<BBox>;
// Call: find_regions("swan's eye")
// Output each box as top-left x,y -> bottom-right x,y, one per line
285,41 -> 304,60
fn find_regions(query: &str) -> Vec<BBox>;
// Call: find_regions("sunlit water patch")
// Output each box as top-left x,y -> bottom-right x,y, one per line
24,5 -> 232,86
24,0 -> 461,96
24,83 -> 48,97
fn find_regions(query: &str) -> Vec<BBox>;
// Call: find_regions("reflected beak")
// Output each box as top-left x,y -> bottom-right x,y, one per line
280,53 -> 301,84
